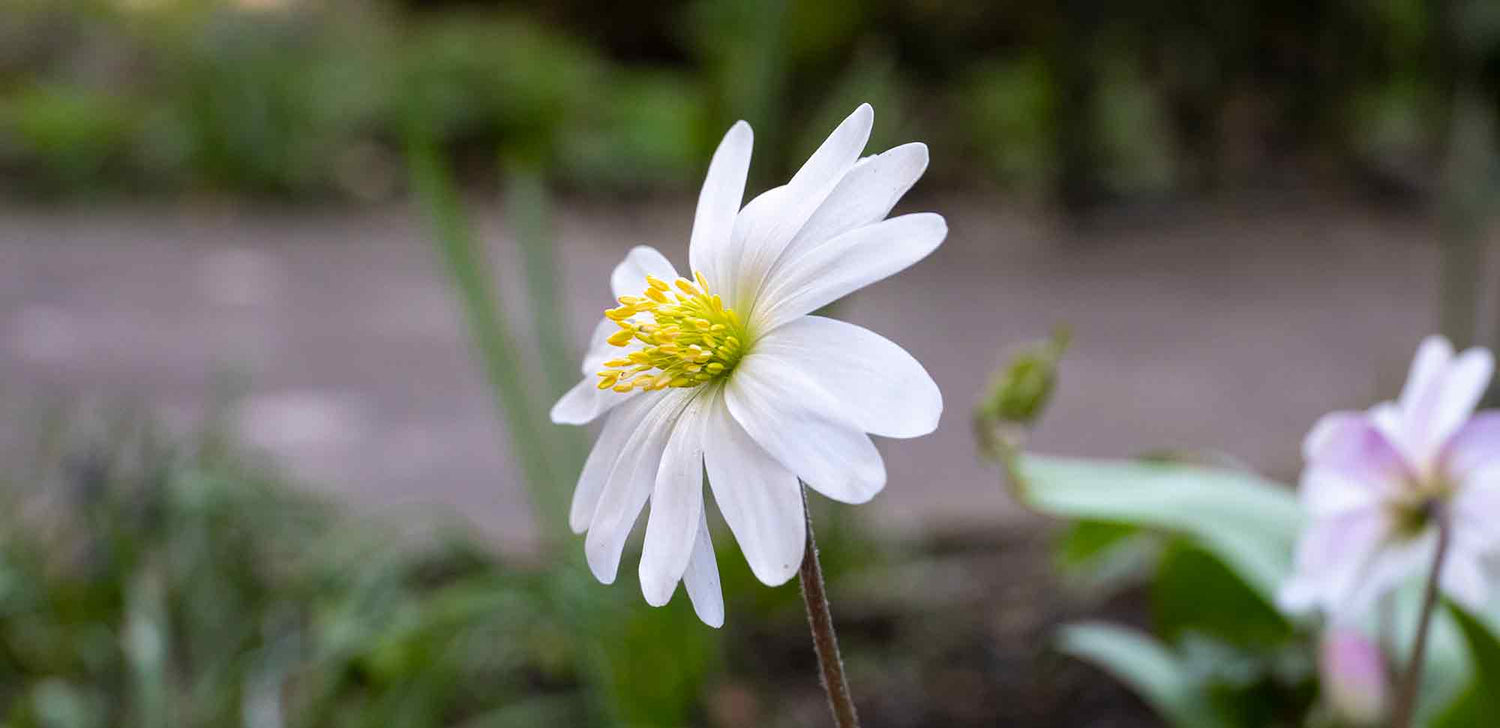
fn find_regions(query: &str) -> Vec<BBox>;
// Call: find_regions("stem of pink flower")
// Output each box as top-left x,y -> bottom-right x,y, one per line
1390,514 -> 1452,728
798,488 -> 861,728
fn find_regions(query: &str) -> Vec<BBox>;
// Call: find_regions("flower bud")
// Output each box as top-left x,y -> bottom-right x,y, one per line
1320,629 -> 1387,725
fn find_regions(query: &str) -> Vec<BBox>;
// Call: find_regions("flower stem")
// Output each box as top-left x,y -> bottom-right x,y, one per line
1390,516 -> 1452,728
798,489 -> 861,728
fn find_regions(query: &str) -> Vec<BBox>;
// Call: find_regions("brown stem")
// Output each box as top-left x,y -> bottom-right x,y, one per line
798,488 -> 861,728
1390,516 -> 1452,728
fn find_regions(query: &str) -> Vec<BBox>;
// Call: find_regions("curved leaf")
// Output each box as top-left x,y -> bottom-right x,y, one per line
1016,455 -> 1302,603
1058,622 -> 1232,728
1431,603 -> 1500,728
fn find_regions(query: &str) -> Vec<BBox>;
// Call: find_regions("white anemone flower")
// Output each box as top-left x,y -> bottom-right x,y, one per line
549,104 -> 945,626
1280,336 -> 1500,619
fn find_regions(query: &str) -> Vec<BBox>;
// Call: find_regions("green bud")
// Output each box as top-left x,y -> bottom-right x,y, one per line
974,327 -> 1070,461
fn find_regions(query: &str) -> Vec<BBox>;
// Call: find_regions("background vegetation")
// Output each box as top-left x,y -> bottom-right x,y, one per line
3,0 -> 1494,207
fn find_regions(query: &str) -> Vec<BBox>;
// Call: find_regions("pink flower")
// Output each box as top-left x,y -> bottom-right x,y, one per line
1280,336 -> 1500,618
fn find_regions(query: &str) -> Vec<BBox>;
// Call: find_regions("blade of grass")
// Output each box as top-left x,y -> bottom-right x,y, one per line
502,160 -> 574,400
408,128 -> 638,728
406,131 -> 566,536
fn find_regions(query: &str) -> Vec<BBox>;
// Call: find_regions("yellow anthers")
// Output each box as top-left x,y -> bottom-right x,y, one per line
597,269 -> 749,393
607,328 -> 636,347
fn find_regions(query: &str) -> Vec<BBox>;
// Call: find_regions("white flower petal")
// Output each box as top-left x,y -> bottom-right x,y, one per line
1303,411 -> 1365,461
723,354 -> 886,503
1299,414 -> 1409,515
552,319 -> 640,425
579,318 -> 621,375
1423,347 -> 1494,454
689,121 -> 753,297
751,213 -> 947,332
1399,335 -> 1454,417
1342,532 -> 1436,617
775,142 -> 928,274
1300,471 -> 1390,517
569,393 -> 659,532
682,511 -> 724,628
750,316 -> 941,438
610,245 -> 680,300
1440,543 -> 1494,610
1453,464 -> 1500,548
1279,510 -> 1389,615
583,390 -> 695,583
550,377 -> 633,426
1443,412 -> 1500,481
1368,401 -> 1406,454
723,105 -> 872,309
640,394 -> 711,606
703,388 -> 805,585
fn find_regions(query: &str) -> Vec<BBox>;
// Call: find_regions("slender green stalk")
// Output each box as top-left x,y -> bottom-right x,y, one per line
503,160 -> 576,400
798,488 -> 861,728
406,133 -> 566,536
1390,517 -> 1452,728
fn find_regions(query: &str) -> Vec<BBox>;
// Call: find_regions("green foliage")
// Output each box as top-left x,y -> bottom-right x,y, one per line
1151,543 -> 1292,649
1016,451 -> 1500,728
1018,454 -> 1324,727
399,13 -> 604,162
1058,623 -> 1233,728
407,130 -> 568,531
4,0 -> 1454,202
1092,52 -> 1178,197
0,421 -> 597,728
1430,604 -> 1500,728
143,6 -> 395,198
959,55 -> 1057,189
557,70 -> 711,192
1014,454 -> 1302,602
0,84 -> 136,194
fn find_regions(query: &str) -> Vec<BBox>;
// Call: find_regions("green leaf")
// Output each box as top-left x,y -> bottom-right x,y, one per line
1054,520 -> 1160,596
1016,455 -> 1303,603
1152,542 -> 1293,648
1057,623 -> 1232,728
1431,603 -> 1500,728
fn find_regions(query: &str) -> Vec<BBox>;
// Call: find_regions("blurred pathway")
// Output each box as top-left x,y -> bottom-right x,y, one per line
0,197 -> 1447,546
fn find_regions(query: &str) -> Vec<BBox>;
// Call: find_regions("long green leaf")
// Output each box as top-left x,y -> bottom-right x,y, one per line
502,161 -> 575,401
1015,455 -> 1302,603
1057,622 -> 1231,728
407,132 -> 566,535
1431,603 -> 1500,728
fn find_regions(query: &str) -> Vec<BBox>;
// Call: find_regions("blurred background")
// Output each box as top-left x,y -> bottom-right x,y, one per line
2,0 -> 1500,726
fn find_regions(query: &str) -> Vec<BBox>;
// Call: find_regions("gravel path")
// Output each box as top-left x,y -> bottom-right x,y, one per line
0,196 -> 1450,546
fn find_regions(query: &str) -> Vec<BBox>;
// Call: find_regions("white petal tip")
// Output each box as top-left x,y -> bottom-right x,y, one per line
1458,347 -> 1496,374
1418,335 -> 1454,355
567,514 -> 589,535
750,560 -> 801,588
642,581 -> 675,608
549,407 -> 583,426
584,543 -> 619,585
691,598 -> 725,628
816,477 -> 885,505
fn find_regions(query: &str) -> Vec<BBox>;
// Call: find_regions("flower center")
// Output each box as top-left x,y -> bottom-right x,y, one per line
1388,474 -> 1453,539
596,271 -> 746,393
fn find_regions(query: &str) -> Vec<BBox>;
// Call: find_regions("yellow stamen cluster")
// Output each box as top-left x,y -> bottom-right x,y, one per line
597,272 -> 746,393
